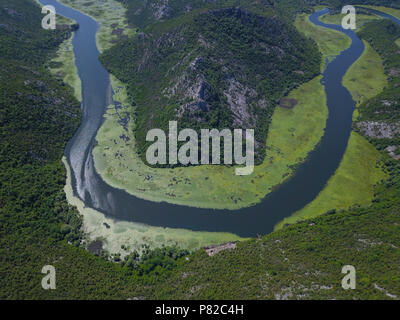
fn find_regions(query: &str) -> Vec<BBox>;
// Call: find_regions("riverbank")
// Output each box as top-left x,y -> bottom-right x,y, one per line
62,157 -> 244,256
294,13 -> 351,71
343,40 -> 387,107
276,9 -> 389,230
275,132 -> 387,229
58,0 -> 135,53
319,10 -> 385,113
35,0 -> 82,101
48,35 -> 82,102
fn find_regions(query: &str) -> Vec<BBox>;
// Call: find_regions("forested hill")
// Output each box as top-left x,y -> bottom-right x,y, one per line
0,1 -> 80,159
100,6 -> 321,164
116,0 -> 400,29
323,0 -> 400,10
116,0 -> 274,28
116,0 -> 313,28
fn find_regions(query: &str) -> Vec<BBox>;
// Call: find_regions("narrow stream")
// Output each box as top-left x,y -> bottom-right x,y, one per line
39,1 -> 376,237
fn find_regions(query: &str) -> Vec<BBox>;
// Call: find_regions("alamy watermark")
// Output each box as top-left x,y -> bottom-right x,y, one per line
146,121 -> 255,176
342,265 -> 356,290
41,265 -> 56,290
342,5 -> 357,30
41,5 -> 56,30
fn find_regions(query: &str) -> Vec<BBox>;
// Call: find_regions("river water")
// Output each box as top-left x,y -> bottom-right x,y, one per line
39,1 -> 386,237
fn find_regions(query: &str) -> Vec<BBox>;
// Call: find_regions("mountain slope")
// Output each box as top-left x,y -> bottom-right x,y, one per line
101,7 -> 321,163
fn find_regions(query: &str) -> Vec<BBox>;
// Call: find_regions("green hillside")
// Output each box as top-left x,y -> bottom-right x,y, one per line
100,7 -> 320,164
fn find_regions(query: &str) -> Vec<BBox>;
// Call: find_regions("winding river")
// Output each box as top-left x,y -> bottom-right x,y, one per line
39,1 -> 396,237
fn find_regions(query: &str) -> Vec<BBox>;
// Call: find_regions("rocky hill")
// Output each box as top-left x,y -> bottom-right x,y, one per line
117,0 -> 275,28
101,7 -> 320,164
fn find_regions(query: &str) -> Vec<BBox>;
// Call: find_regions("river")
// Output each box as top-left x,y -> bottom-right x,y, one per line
38,1 -> 395,237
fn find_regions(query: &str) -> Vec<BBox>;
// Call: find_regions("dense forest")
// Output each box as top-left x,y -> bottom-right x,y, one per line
1,0 -> 400,299
0,0 -> 83,250
116,0 -> 278,28
115,0 -> 400,28
100,6 -> 320,164
0,0 -> 138,299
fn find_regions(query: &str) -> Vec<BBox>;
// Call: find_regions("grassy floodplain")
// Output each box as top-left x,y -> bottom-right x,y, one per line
93,76 -> 328,210
48,36 -> 82,102
343,40 -> 387,107
59,0 -> 135,53
294,13 -> 351,70
276,9 -> 389,230
33,1 -> 82,101
62,158 -> 244,255
276,132 -> 387,229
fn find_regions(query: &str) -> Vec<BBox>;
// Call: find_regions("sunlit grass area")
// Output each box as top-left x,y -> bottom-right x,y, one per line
275,132 -> 387,230
343,40 -> 387,107
33,2 -> 82,101
48,36 -> 82,102
276,17 -> 389,229
59,0 -> 135,52
295,13 -> 351,70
